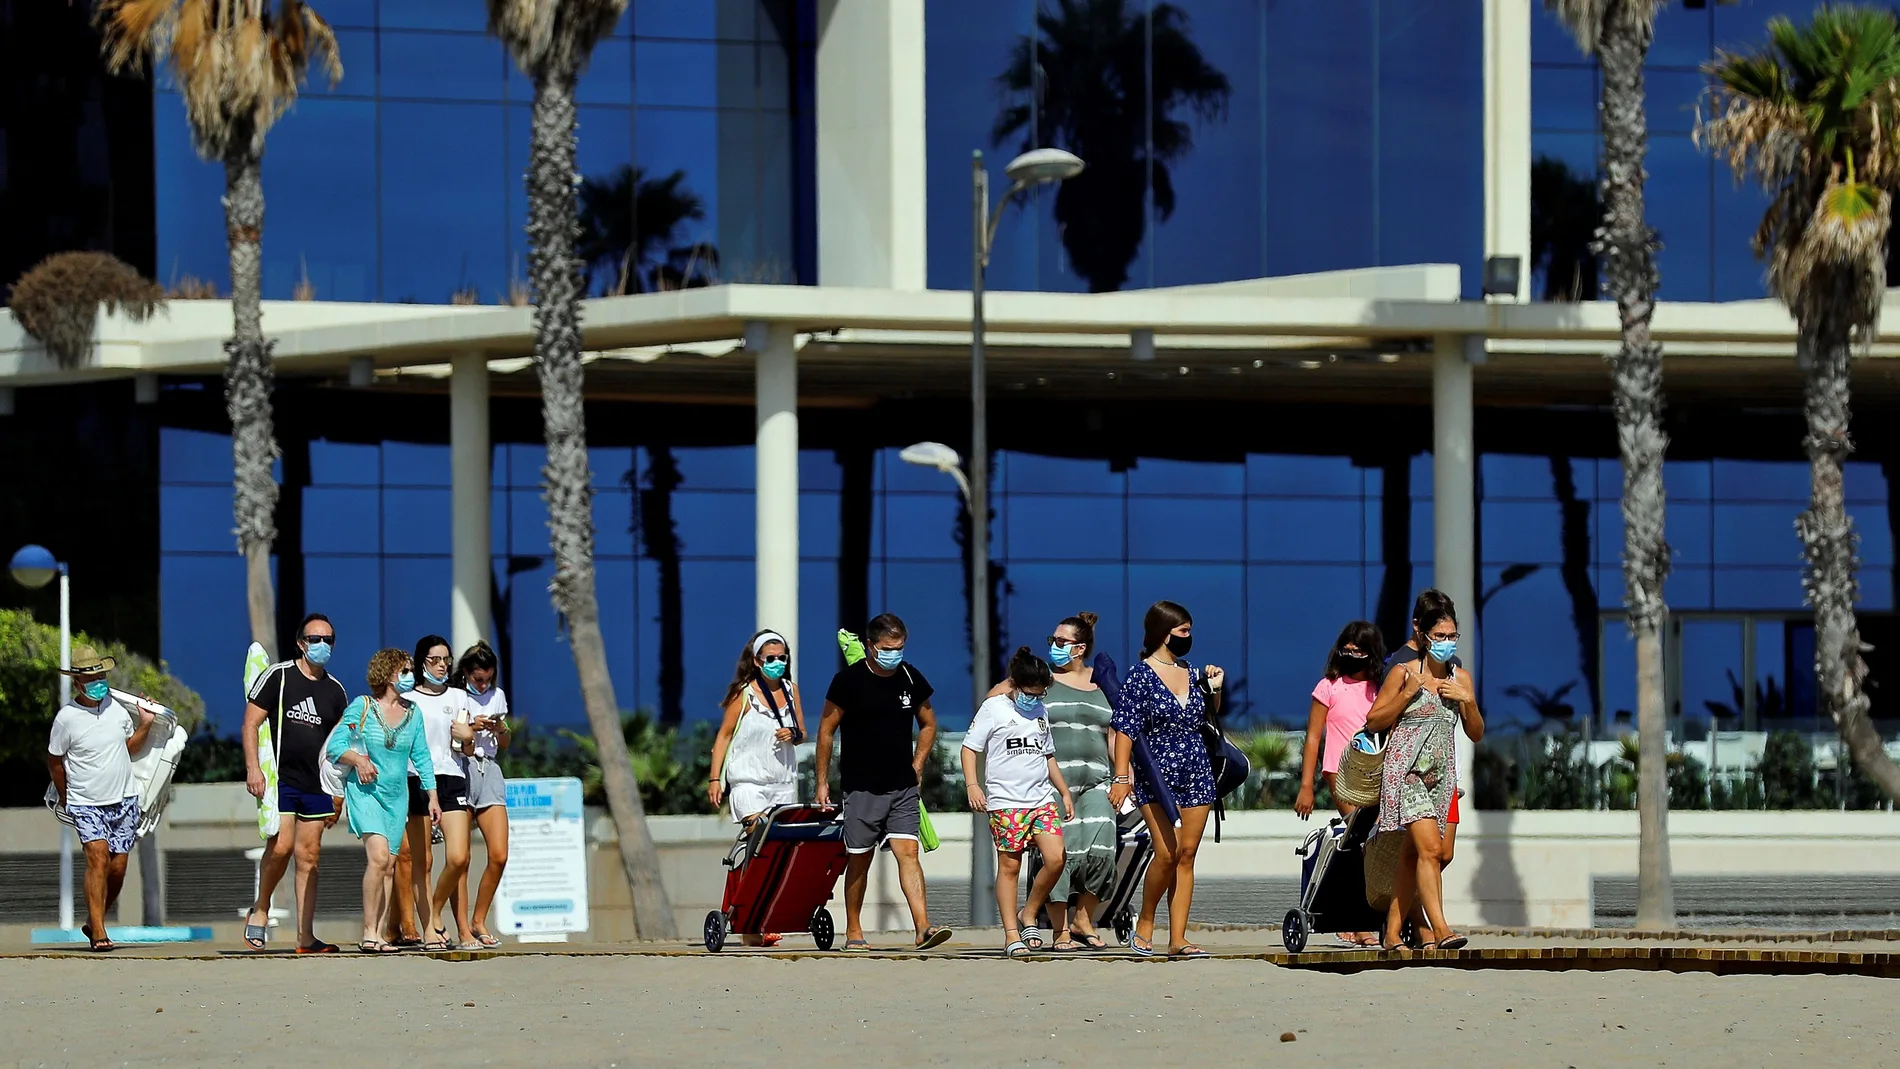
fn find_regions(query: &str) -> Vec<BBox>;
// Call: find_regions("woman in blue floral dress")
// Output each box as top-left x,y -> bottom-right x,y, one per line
1109,600 -> 1223,957
1365,589 -> 1484,952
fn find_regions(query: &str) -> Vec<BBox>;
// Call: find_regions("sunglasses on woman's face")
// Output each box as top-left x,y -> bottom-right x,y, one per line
761,654 -> 788,664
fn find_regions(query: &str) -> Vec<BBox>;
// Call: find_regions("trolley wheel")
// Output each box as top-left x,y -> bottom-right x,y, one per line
811,907 -> 835,952
703,910 -> 729,953
1401,917 -> 1423,949
1282,909 -> 1310,954
1114,923 -> 1131,946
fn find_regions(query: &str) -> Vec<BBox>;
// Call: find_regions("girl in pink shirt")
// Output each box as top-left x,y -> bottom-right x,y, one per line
1295,620 -> 1386,820
1295,620 -> 1386,947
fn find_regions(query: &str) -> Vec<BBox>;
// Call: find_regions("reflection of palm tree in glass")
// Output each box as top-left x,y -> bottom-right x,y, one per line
576,165 -> 718,296
992,0 -> 1230,292
1530,156 -> 1600,301
631,447 -> 685,727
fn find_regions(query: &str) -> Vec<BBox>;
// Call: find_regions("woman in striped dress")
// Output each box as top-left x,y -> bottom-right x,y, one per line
1040,612 -> 1118,950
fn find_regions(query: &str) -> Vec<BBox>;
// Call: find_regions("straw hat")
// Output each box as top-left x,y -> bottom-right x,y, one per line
58,645 -> 117,676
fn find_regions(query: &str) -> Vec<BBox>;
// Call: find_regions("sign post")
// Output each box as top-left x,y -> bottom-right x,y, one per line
493,777 -> 590,942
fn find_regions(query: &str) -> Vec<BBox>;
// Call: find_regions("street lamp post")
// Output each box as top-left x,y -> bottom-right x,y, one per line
965,146 -> 1084,928
11,544 -> 72,928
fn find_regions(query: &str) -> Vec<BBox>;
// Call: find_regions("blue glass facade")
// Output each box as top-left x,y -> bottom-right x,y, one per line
927,0 -> 1485,296
158,396 -> 1900,742
152,1 -> 814,300
124,1 -> 1900,748
1531,0 -> 1823,302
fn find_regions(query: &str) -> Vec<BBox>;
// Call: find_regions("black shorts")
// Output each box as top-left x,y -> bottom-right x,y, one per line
408,774 -> 470,815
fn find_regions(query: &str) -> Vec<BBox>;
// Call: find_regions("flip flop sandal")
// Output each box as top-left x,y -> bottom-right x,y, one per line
758,933 -> 783,948
297,940 -> 340,954
1169,944 -> 1209,958
391,937 -> 425,950
1437,936 -> 1469,951
914,926 -> 953,951
1072,932 -> 1110,950
471,932 -> 501,948
1004,940 -> 1032,959
1049,936 -> 1081,952
1130,935 -> 1156,957
358,940 -> 400,954
86,929 -> 116,952
839,940 -> 873,953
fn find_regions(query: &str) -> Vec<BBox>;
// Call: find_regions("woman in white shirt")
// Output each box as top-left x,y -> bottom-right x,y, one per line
708,629 -> 804,824
962,647 -> 1075,958
706,629 -> 805,947
452,641 -> 510,947
403,634 -> 474,950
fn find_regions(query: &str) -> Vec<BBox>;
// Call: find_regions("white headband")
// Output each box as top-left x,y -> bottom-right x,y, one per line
752,631 -> 787,657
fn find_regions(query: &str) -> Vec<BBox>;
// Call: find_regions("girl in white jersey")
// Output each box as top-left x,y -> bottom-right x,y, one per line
452,641 -> 510,947
962,647 -> 1075,959
402,634 -> 475,950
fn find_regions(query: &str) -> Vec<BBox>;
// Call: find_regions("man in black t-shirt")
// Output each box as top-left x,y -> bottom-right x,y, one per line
815,613 -> 953,952
240,612 -> 350,953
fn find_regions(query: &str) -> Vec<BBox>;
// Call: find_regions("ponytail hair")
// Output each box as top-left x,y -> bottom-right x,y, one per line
1057,610 -> 1098,650
1007,646 -> 1053,691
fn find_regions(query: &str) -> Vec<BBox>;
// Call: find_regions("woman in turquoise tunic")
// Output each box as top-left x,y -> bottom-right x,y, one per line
328,647 -> 440,953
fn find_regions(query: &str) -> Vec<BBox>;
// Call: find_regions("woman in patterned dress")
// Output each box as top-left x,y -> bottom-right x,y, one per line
1108,600 -> 1223,957
1365,589 -> 1484,951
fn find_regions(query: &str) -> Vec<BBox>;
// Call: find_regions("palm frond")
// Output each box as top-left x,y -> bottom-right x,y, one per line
95,0 -> 345,159
1699,5 -> 1900,316
487,0 -> 625,79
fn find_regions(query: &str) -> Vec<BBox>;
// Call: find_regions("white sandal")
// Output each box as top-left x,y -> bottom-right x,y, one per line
1004,939 -> 1031,959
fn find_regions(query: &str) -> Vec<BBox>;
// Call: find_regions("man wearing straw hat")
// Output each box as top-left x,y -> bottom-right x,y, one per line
46,644 -> 157,952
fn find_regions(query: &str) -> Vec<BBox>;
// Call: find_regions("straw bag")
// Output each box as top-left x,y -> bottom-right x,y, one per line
1332,732 -> 1385,808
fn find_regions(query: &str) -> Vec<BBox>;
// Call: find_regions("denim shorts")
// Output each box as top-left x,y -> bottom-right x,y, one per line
71,797 -> 140,854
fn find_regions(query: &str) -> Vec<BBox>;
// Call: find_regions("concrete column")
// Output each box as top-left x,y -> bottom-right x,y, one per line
816,0 -> 926,289
753,323 -> 800,682
450,352 -> 492,657
1484,0 -> 1532,301
1434,335 -> 1479,800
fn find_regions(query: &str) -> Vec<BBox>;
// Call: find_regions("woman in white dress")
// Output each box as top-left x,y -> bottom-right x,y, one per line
707,629 -> 805,946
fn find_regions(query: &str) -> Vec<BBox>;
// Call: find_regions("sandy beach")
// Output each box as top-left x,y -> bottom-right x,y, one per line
5,948 -> 1897,1069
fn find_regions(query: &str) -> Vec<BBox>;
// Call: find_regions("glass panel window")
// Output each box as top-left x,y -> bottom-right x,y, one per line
379,0 -> 488,32
381,489 -> 452,555
1247,564 -> 1364,724
636,41 -> 719,107
260,98 -> 377,301
1002,562 -> 1129,661
1532,65 -> 1596,134
380,102 -> 507,302
162,485 -> 236,554
161,428 -> 232,484
379,31 -> 507,101
1005,495 -> 1124,562
302,489 -> 381,554
1247,499 -> 1363,563
1127,496 -> 1242,562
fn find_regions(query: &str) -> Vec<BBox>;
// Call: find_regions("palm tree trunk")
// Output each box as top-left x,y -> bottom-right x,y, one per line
222,147 -> 279,662
527,69 -> 676,939
1798,307 -> 1900,802
1598,2 -> 1673,928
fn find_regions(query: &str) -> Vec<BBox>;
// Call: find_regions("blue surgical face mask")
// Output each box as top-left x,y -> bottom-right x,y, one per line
304,640 -> 333,668
82,679 -> 111,703
874,647 -> 905,670
1048,642 -> 1075,668
760,659 -> 788,681
1428,638 -> 1458,664
423,668 -> 448,686
467,683 -> 489,697
396,671 -> 416,694
1012,690 -> 1043,716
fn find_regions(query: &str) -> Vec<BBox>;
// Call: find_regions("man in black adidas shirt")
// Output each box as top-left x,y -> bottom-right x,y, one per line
240,613 -> 349,953
815,614 -> 953,952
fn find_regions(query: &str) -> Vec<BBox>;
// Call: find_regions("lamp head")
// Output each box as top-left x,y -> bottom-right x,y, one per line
899,442 -> 963,473
1003,148 -> 1085,186
9,544 -> 58,590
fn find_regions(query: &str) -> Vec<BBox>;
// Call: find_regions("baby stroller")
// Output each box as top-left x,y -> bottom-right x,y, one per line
1025,809 -> 1156,945
1281,806 -> 1394,953
704,804 -> 849,952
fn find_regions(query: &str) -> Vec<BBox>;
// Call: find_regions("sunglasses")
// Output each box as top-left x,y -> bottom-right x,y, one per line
1046,638 -> 1083,648
302,633 -> 335,645
761,654 -> 788,664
